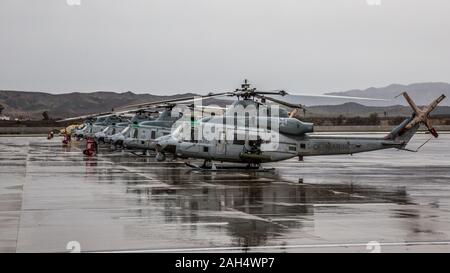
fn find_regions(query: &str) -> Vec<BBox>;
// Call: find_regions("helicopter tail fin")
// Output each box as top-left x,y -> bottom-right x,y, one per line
384,115 -> 418,144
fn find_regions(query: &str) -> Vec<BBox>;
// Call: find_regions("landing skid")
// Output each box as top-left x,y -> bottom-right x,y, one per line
185,162 -> 275,172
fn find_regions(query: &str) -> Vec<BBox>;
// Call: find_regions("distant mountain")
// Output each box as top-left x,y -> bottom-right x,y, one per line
286,82 -> 450,107
0,90 -> 198,119
1,82 -> 450,120
307,102 -> 450,117
326,82 -> 450,106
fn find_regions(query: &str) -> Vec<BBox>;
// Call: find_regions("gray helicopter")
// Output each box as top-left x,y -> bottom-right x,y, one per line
121,106 -> 183,154
60,94 -> 226,155
121,101 -> 225,155
153,80 -> 445,170
65,114 -> 127,140
109,111 -> 158,148
95,120 -> 130,143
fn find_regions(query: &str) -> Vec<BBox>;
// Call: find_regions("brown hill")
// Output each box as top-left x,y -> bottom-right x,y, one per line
2,82 -> 450,120
0,90 -> 197,119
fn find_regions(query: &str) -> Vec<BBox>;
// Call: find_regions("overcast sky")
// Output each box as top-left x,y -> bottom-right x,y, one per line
1,0 -> 449,95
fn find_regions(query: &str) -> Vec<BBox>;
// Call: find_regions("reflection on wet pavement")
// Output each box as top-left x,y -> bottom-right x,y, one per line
1,134 -> 450,252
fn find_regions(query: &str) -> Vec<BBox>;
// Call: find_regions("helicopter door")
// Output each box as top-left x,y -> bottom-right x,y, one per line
216,132 -> 225,154
132,128 -> 139,139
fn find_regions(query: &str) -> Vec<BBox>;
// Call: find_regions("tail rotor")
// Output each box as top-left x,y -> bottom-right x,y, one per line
397,92 -> 446,138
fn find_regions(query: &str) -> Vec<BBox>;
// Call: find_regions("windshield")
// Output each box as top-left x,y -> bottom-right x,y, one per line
171,124 -> 183,141
96,117 -> 106,123
199,116 -> 212,123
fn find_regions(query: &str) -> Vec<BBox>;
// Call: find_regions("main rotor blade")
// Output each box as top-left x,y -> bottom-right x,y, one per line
255,94 -> 303,109
116,92 -> 231,111
183,104 -> 227,111
171,93 -> 232,105
56,111 -> 113,122
292,93 -> 389,101
398,92 -> 421,114
69,107 -> 160,121
113,108 -> 160,116
252,90 -> 288,96
57,93 -> 227,122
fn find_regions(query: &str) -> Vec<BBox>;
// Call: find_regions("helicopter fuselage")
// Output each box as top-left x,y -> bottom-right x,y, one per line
162,115 -> 417,164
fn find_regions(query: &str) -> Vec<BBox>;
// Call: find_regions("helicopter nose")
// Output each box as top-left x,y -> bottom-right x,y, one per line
158,136 -> 175,146
156,135 -> 179,149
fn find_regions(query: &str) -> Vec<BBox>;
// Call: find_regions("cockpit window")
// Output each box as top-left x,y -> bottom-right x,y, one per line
140,121 -> 158,126
200,116 -> 212,123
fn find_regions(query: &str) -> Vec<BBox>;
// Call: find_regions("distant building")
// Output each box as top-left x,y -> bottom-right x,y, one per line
0,115 -> 10,121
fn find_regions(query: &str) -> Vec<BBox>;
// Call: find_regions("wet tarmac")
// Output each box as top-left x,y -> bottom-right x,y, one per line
1,134 -> 450,253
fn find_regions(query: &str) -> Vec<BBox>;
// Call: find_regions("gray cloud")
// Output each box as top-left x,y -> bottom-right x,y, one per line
1,0 -> 449,95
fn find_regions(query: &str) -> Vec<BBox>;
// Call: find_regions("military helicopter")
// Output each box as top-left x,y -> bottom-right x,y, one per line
91,109 -> 161,146
152,80 -> 445,170
121,105 -> 184,154
109,110 -> 158,148
58,95 -> 198,142
59,93 -> 226,155
95,121 -> 130,144
65,114 -> 127,140
121,101 -> 225,155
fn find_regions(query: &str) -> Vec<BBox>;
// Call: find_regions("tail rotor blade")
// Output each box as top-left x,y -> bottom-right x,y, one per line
429,127 -> 439,138
401,92 -> 421,115
424,94 -> 446,116
422,94 -> 446,138
425,119 -> 439,138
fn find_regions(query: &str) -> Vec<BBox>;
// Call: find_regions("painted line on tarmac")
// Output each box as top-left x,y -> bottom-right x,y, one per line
99,241 -> 450,253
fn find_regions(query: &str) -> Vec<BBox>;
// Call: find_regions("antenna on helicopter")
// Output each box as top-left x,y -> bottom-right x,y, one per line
241,79 -> 251,90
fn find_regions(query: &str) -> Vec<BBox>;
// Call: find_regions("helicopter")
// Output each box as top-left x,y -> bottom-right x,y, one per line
66,114 -> 125,140
58,97 -> 190,143
120,101 -> 225,155
58,93 -> 226,155
109,110 -> 159,148
94,121 -> 130,144
91,109 -> 162,146
150,80 -> 446,170
121,105 -> 184,154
